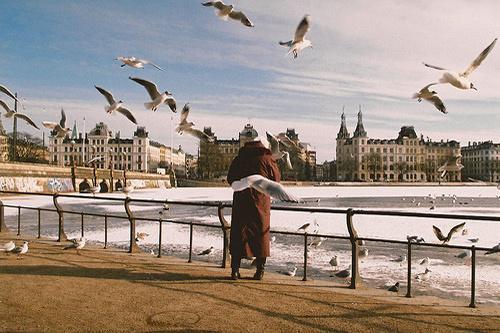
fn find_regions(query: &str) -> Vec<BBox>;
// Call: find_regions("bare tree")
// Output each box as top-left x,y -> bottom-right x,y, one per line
7,131 -> 48,163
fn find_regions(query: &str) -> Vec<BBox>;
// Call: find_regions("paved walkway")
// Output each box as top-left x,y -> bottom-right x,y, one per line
1,233 -> 499,332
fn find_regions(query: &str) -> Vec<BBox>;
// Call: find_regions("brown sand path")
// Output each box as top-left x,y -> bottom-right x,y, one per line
0,233 -> 499,333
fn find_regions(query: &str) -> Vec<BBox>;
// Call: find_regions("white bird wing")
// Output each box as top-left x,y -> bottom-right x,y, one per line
462,38 -> 497,77
0,99 -> 12,113
432,225 -> 446,241
95,85 -> 116,105
425,95 -> 447,114
447,222 -> 466,239
184,127 -> 214,142
202,1 -> 226,10
228,10 -> 254,27
166,96 -> 177,113
266,131 -> 280,156
294,15 -> 310,42
129,77 -> 161,100
86,155 -> 104,165
139,59 -> 164,71
246,174 -> 299,202
116,107 -> 138,124
42,121 -> 60,130
179,103 -> 190,124
277,133 -> 299,151
14,113 -> 39,129
283,152 -> 293,170
60,109 -> 67,128
0,85 -> 20,103
419,82 -> 439,93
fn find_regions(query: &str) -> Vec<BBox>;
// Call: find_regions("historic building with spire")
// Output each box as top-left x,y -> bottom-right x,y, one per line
336,108 -> 461,182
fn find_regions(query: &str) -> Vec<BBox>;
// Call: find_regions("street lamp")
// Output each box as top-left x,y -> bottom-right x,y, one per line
70,140 -> 76,191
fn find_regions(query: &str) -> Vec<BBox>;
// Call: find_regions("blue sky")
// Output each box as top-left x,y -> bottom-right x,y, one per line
1,1 -> 500,162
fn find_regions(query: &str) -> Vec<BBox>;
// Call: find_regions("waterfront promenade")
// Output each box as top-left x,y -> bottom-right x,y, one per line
1,233 -> 499,333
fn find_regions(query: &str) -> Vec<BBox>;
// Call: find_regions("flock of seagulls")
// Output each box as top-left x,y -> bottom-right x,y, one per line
1,240 -> 28,259
414,38 -> 497,113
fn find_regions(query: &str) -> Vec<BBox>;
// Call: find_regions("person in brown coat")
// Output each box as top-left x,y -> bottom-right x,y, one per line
227,138 -> 281,280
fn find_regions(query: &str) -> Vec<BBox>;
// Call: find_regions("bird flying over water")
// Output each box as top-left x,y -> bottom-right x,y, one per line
42,109 -> 71,137
412,83 -> 447,114
231,174 -> 299,202
202,1 -> 254,27
432,222 -> 466,244
129,77 -> 176,112
279,15 -> 312,59
95,86 -> 137,124
423,38 -> 497,91
115,56 -> 163,71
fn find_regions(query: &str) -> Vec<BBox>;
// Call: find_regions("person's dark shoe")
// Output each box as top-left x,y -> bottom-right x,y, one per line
231,270 -> 241,280
253,269 -> 264,280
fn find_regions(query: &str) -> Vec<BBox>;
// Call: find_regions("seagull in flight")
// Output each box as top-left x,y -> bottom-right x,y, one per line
266,131 -> 293,170
423,38 -> 497,90
0,84 -> 21,104
231,174 -> 299,202
175,104 -> 195,134
0,100 -> 40,129
183,127 -> 215,143
95,86 -> 137,124
485,243 -> 500,255
438,155 -> 464,179
432,222 -> 466,244
279,15 -> 313,59
129,77 -> 176,112
42,109 -> 72,137
202,1 -> 254,27
412,83 -> 447,114
115,56 -> 163,71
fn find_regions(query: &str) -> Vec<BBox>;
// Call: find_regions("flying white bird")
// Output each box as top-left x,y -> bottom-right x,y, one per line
115,56 -> 163,71
86,155 -> 104,166
12,241 -> 29,259
485,243 -> 500,255
297,219 -> 319,233
198,246 -> 214,256
438,155 -> 464,178
64,237 -> 86,254
135,232 -> 149,242
468,238 -> 479,243
231,174 -> 299,202
129,77 -> 176,112
412,83 -> 447,114
0,240 -> 15,253
279,15 -> 312,59
266,131 -> 293,170
95,86 -> 137,124
0,100 -> 40,129
308,236 -> 326,249
423,38 -> 497,90
201,1 -> 254,27
175,104 -> 195,134
0,84 -> 21,104
432,222 -> 466,244
42,109 -> 71,138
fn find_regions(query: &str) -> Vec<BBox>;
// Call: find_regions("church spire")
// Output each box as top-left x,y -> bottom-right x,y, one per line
353,105 -> 367,138
336,106 -> 350,140
71,120 -> 78,140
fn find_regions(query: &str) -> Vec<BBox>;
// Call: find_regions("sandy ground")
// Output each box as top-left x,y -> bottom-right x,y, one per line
0,233 -> 499,333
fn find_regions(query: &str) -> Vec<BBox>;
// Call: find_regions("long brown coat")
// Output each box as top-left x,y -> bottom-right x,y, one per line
227,141 -> 281,258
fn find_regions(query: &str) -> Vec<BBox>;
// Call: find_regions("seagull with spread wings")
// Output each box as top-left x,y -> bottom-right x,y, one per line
0,100 -> 39,129
266,131 -> 293,170
42,109 -> 71,138
0,84 -> 21,104
412,83 -> 447,114
129,77 -> 176,112
115,56 -> 163,71
231,174 -> 299,203
175,104 -> 195,134
95,86 -> 137,124
279,15 -> 313,58
423,38 -> 497,91
202,1 -> 254,27
432,222 -> 466,244
437,155 -> 464,178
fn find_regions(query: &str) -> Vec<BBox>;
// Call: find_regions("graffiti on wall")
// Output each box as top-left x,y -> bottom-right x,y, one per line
0,177 -> 44,192
47,178 -> 74,192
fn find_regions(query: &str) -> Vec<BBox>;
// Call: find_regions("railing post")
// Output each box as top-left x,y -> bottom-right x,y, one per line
302,233 -> 308,281
346,208 -> 361,289
157,217 -> 163,258
405,239 -> 412,298
124,197 -> 140,253
0,199 -> 9,233
217,203 -> 231,268
53,193 -> 68,242
469,245 -> 476,308
80,212 -> 85,238
37,208 -> 41,238
188,222 -> 193,263
17,206 -> 21,236
104,214 -> 108,249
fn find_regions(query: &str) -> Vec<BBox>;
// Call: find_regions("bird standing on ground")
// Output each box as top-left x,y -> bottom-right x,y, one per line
388,282 -> 400,293
415,268 -> 432,281
278,265 -> 297,277
198,246 -> 214,256
202,1 -> 254,27
329,255 -> 339,270
279,15 -> 312,59
0,240 -> 15,253
129,77 -> 176,112
122,183 -> 134,196
12,241 -> 29,259
412,83 -> 447,114
115,56 -> 163,71
95,86 -> 137,124
432,222 -> 466,244
42,109 -> 71,137
64,237 -> 86,255
135,232 -> 149,242
420,257 -> 431,266
423,38 -> 497,91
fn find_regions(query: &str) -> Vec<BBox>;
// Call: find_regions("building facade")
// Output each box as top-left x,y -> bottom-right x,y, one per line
48,122 -> 185,173
336,111 -> 461,182
461,141 -> 500,182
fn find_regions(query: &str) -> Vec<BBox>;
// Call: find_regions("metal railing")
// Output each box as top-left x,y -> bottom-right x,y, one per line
0,190 -> 498,308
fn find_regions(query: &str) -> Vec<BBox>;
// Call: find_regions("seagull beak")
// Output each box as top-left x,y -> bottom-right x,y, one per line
472,86 -> 478,91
